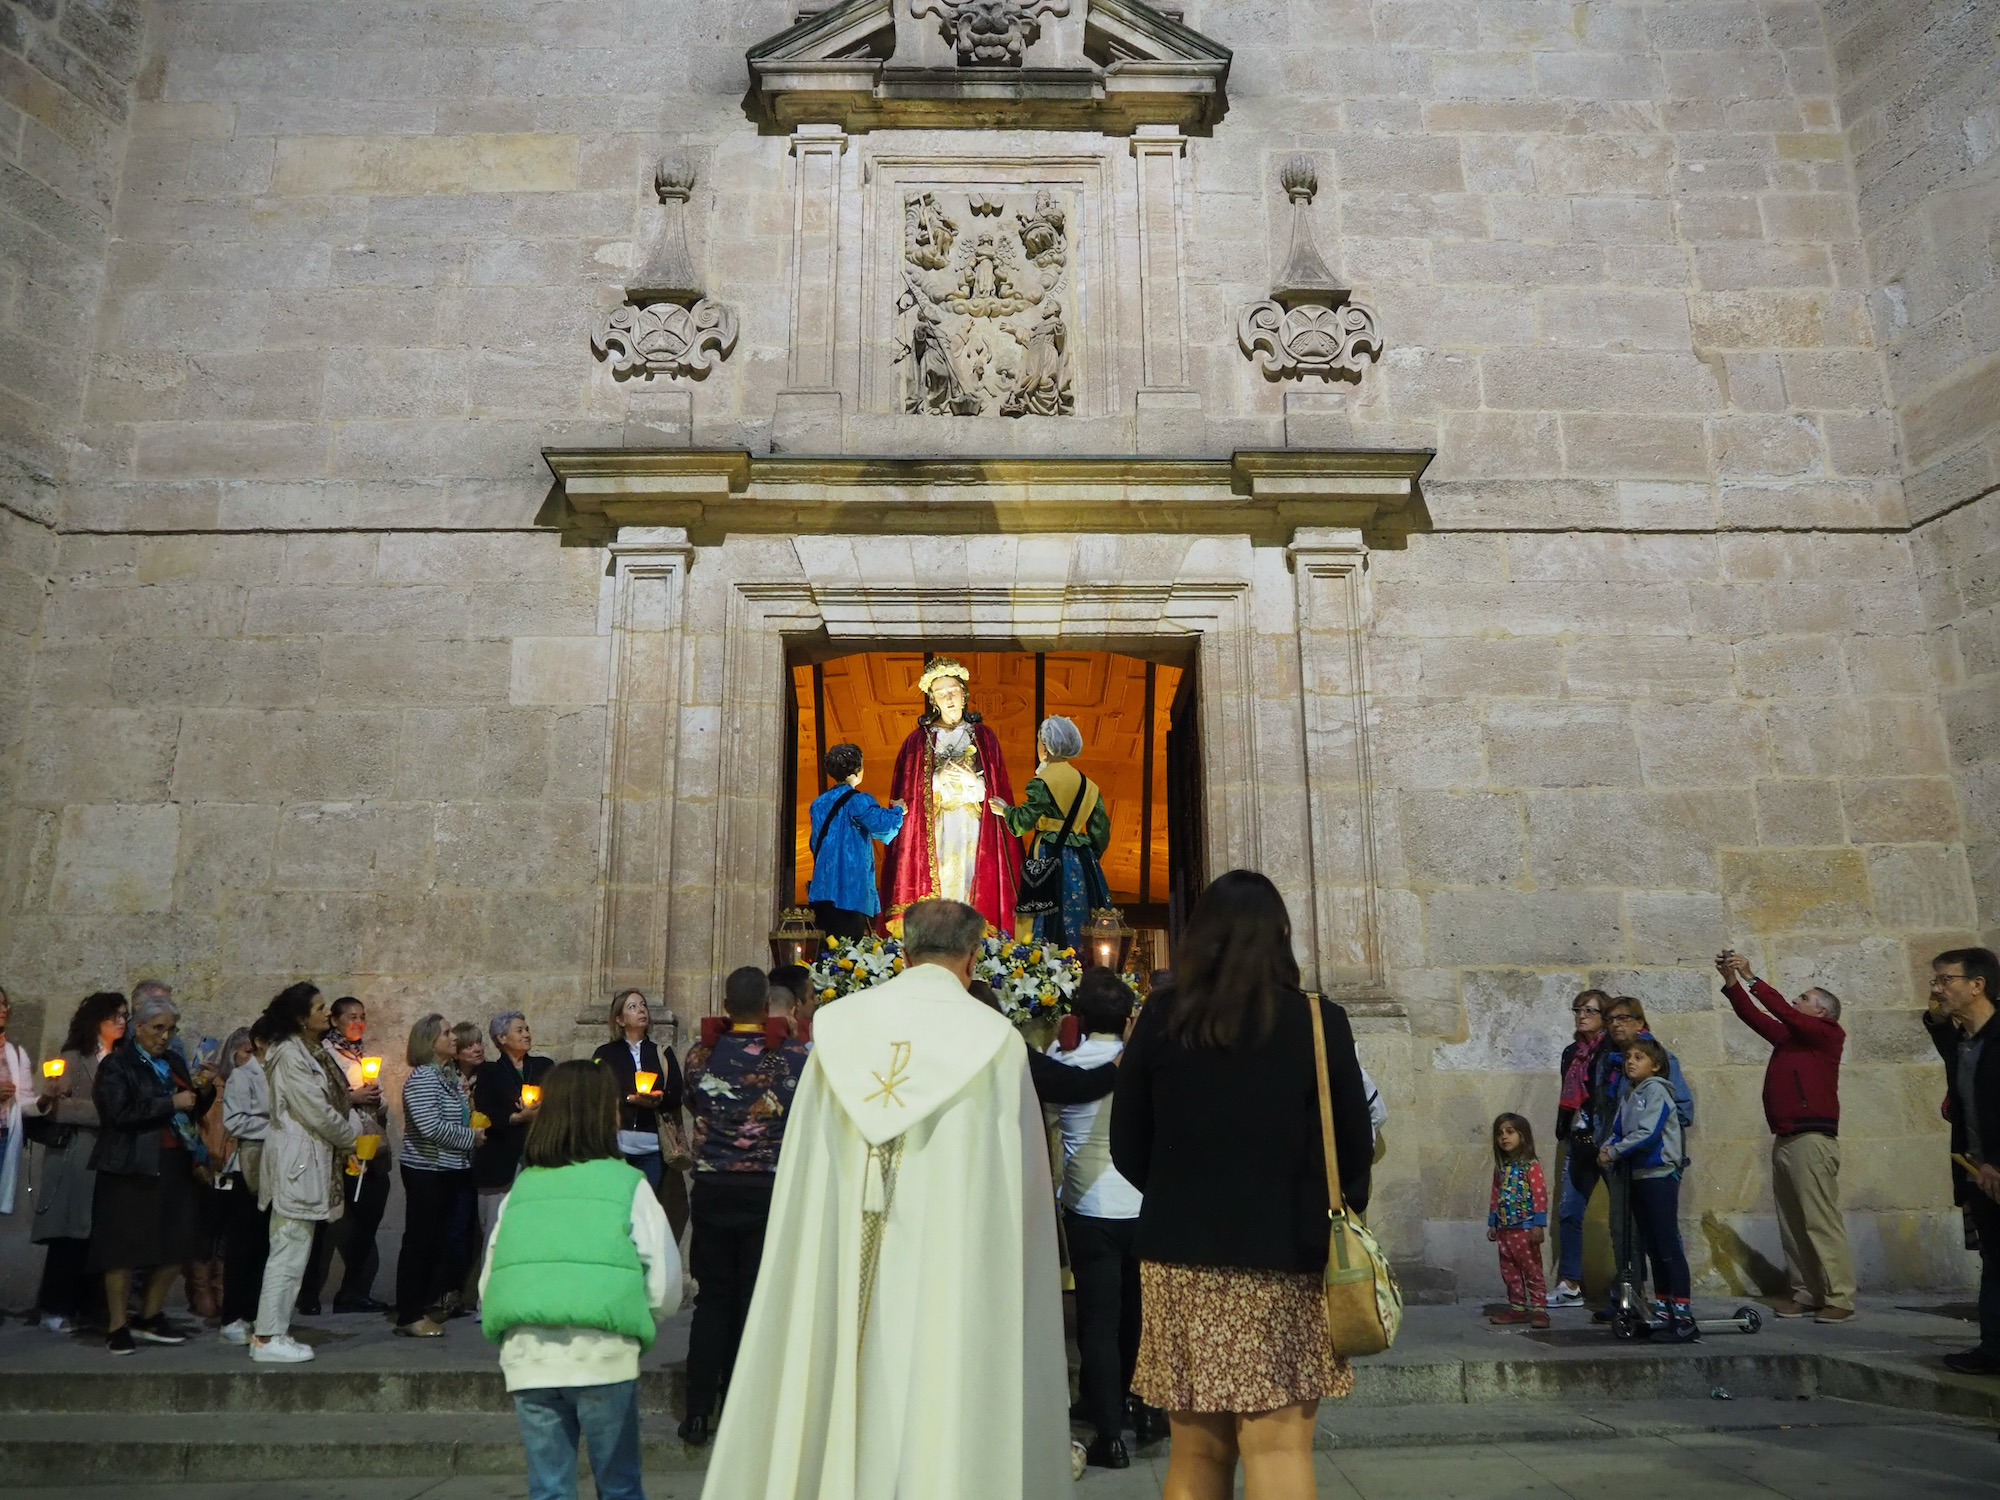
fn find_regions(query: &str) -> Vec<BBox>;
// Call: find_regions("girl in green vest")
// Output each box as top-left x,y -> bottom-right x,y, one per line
480,1060 -> 680,1500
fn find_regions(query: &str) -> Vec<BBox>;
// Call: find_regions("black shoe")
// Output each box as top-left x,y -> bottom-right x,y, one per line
1133,1403 -> 1171,1445
107,1326 -> 135,1356
128,1314 -> 189,1346
1085,1435 -> 1130,1470
294,1299 -> 321,1318
1943,1348 -> 2000,1376
1666,1312 -> 1702,1344
678,1413 -> 712,1447
332,1297 -> 388,1315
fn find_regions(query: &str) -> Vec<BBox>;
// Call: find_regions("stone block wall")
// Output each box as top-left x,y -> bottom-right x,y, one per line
0,0 -> 1985,1293
1826,0 -> 2000,940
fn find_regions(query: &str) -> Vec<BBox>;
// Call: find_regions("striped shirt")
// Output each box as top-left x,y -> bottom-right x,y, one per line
398,1062 -> 474,1171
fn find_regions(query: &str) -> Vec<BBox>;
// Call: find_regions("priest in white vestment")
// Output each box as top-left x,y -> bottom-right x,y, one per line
700,898 -> 1070,1500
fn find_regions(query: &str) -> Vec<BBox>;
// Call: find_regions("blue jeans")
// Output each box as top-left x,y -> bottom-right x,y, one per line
624,1151 -> 663,1190
513,1380 -> 646,1500
1556,1144 -> 1600,1286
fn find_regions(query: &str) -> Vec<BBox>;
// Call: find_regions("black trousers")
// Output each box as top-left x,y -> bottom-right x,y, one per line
396,1165 -> 462,1326
811,901 -> 871,941
219,1175 -> 270,1325
35,1236 -> 93,1321
1066,1210 -> 1142,1440
684,1175 -> 775,1421
301,1162 -> 391,1309
1970,1192 -> 2000,1356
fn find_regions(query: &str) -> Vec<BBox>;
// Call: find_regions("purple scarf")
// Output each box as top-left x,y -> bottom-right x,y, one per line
1560,1032 -> 1602,1113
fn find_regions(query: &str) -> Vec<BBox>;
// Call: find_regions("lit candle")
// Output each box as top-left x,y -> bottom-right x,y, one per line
633,1070 -> 658,1095
41,1059 -> 64,1079
519,1085 -> 541,1108
359,1057 -> 382,1083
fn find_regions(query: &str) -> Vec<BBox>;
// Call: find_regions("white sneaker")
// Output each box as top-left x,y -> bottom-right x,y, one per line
218,1319 -> 252,1345
39,1314 -> 73,1333
1547,1283 -> 1584,1308
249,1334 -> 314,1364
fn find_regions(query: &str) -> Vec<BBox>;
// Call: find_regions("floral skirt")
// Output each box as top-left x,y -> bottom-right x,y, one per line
1030,841 -> 1110,952
1132,1261 -> 1353,1414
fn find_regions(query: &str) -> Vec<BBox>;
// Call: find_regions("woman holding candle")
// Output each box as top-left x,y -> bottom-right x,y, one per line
30,992 -> 126,1333
252,983 -> 358,1364
471,1012 -> 554,1290
396,1013 -> 483,1338
590,990 -> 684,1208
88,990 -> 212,1354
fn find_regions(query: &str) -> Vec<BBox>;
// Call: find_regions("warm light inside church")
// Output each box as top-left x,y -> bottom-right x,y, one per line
789,651 -> 1182,925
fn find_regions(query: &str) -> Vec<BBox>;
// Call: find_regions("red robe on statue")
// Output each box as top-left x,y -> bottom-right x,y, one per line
880,721 -> 1022,934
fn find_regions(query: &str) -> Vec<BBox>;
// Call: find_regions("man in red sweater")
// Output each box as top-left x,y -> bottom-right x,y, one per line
1718,952 -> 1854,1322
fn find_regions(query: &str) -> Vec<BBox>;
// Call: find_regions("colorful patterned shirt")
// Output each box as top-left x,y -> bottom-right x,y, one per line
1488,1158 -> 1548,1229
683,1029 -> 809,1176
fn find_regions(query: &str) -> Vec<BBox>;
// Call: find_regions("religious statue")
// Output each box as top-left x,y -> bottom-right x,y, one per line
880,657 -> 1023,934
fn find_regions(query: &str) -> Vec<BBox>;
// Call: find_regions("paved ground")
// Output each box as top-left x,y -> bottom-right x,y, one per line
0,1421 -> 1996,1499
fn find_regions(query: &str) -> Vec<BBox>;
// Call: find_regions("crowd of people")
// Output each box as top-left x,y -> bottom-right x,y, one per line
1,897 -> 1994,1499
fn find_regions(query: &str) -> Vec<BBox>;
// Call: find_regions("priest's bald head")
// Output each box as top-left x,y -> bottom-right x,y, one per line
902,899 -> 985,985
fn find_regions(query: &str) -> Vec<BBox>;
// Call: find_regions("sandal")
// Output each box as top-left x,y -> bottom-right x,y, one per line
393,1318 -> 446,1338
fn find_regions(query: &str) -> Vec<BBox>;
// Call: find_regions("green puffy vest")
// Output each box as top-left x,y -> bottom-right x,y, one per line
480,1156 -> 656,1349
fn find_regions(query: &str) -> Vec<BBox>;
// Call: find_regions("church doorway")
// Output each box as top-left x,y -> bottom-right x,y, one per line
781,648 -> 1203,970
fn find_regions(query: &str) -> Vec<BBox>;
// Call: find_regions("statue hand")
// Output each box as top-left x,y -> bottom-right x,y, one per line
988,799 -> 1008,817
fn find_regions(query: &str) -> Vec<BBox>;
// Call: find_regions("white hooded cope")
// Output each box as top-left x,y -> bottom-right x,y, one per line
700,959 -> 1069,1500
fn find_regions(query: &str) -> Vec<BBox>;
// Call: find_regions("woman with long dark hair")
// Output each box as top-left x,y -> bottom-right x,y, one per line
1109,870 -> 1375,1500
31,992 -> 127,1332
251,982 -> 355,1364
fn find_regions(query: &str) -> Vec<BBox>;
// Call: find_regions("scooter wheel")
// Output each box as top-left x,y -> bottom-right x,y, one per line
1736,1305 -> 1761,1334
1613,1308 -> 1651,1342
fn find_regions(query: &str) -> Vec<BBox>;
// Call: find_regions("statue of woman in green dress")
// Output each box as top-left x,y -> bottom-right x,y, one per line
998,715 -> 1112,952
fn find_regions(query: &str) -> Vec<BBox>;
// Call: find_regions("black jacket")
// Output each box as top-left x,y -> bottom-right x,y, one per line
1025,1040 -> 1117,1106
1926,1009 -> 2000,1206
592,1036 -> 684,1138
471,1052 -> 556,1189
1110,988 -> 1373,1274
88,1042 -> 209,1178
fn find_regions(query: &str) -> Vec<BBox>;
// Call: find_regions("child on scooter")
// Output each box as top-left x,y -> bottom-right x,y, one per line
1486,1113 -> 1549,1328
1598,1037 -> 1696,1342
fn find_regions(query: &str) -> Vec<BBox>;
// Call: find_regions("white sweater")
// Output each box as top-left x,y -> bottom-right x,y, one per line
478,1177 -> 682,1392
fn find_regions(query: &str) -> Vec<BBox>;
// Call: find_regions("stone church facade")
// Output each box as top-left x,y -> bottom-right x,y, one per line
0,0 -> 1993,1295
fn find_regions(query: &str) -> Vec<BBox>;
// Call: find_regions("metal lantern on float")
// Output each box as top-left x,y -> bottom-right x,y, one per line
768,906 -> 824,971
1083,907 -> 1135,972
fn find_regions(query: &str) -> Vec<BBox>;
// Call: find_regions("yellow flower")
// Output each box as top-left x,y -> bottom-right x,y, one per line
819,987 -> 835,1000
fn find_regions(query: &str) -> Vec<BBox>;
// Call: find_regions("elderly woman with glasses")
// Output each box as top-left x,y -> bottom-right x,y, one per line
87,991 -> 213,1354
994,714 -> 1114,952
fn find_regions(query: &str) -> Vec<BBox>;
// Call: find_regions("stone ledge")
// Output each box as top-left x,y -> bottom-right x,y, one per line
543,447 -> 1434,546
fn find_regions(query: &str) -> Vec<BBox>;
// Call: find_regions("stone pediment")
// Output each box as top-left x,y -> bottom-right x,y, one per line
747,0 -> 1230,134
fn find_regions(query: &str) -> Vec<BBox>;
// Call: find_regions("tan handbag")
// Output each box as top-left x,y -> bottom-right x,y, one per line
1307,993 -> 1403,1357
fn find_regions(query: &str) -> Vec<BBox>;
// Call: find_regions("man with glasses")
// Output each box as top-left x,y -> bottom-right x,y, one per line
1550,991 -> 1610,1308
1716,952 -> 1853,1323
1589,998 -> 1693,1325
1924,948 -> 2000,1375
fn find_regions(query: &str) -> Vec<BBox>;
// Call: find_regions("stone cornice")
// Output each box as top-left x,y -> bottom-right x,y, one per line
542,447 -> 1433,546
746,0 -> 1230,135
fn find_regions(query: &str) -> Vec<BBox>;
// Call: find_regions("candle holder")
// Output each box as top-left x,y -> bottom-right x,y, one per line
1083,907 -> 1135,973
633,1070 -> 659,1095
359,1057 -> 382,1083
768,906 -> 825,971
518,1085 -> 541,1108
41,1059 -> 64,1079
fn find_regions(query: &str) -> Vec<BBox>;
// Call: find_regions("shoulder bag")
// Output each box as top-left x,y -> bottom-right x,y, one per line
1013,779 -> 1087,917
1307,992 -> 1402,1357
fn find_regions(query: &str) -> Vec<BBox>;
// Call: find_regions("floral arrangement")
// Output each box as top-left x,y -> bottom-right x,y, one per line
809,931 -> 1084,1031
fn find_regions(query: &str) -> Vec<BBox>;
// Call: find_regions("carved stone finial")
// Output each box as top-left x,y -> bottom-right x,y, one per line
593,147 -> 740,381
1238,155 -> 1384,382
654,151 -> 696,204
1279,153 -> 1318,204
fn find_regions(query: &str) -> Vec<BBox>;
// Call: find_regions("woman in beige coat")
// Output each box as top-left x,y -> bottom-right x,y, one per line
251,983 -> 356,1365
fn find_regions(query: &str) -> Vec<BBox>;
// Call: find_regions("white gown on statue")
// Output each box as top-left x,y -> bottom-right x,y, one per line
699,960 -> 1069,1500
929,724 -> 985,907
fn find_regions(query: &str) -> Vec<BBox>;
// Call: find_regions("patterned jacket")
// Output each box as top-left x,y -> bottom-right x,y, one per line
684,1029 -> 808,1176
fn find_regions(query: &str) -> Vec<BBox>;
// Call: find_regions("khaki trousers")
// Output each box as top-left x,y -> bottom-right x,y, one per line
1772,1132 -> 1855,1311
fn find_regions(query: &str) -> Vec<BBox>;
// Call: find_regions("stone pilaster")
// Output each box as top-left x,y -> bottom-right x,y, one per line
776,123 -> 849,453
1130,124 -> 1200,453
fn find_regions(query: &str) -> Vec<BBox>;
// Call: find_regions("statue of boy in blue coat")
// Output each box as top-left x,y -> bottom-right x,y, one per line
807,743 -> 906,940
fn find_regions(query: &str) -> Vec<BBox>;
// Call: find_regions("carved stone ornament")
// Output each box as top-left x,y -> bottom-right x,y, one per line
910,0 -> 1071,65
593,153 -> 740,380
1237,155 -> 1383,382
895,187 -> 1074,417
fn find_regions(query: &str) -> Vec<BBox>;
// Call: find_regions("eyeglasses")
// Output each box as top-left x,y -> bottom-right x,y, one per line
1574,1005 -> 1602,1016
1606,1013 -> 1638,1024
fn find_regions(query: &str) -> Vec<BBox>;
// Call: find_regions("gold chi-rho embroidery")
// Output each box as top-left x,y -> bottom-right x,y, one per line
865,1041 -> 912,1107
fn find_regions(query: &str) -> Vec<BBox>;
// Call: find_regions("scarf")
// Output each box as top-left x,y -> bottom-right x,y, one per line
146,1050 -> 207,1164
1560,1032 -> 1602,1113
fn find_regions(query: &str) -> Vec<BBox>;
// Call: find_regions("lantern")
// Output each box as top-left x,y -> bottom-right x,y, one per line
1083,907 -> 1134,973
768,906 -> 824,971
